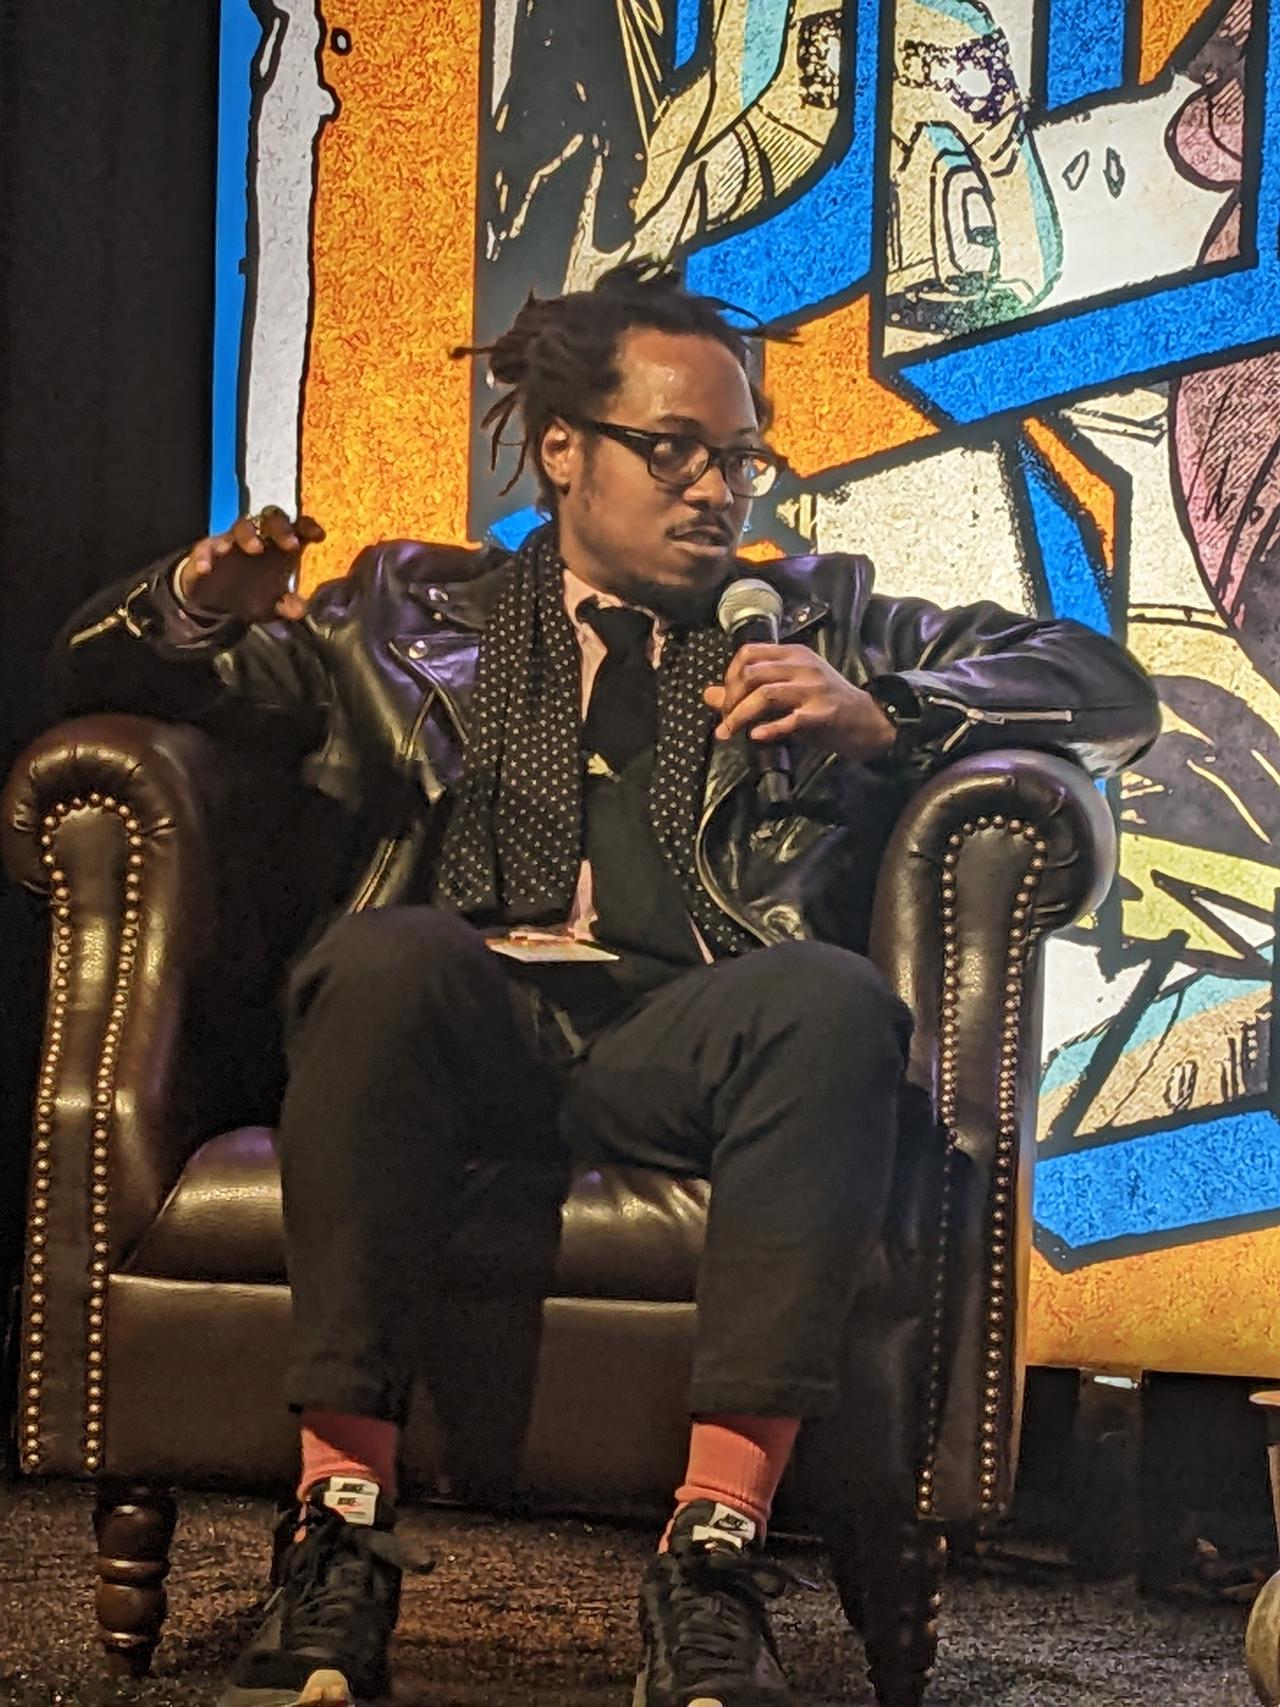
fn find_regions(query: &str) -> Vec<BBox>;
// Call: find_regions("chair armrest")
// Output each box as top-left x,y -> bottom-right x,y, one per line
4,715 -> 342,1476
3,715 -> 238,1269
868,749 -> 1114,1520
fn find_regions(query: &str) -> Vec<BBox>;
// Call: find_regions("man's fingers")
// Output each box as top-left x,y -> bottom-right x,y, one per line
715,680 -> 804,739
226,507 -> 318,556
747,711 -> 802,743
719,647 -> 819,714
229,516 -> 268,555
258,506 -> 301,551
261,505 -> 327,550
274,591 -> 307,621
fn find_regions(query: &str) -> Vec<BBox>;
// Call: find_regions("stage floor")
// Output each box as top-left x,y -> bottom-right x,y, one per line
0,1482 -> 1255,1705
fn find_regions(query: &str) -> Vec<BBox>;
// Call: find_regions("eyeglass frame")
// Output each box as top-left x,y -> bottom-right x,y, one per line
566,417 -> 782,499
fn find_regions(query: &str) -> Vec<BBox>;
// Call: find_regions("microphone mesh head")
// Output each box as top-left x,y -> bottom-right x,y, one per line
717,577 -> 784,634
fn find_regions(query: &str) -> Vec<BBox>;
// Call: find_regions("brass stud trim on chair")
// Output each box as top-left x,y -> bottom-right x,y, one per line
916,823 -> 1047,1519
917,843 -> 960,1517
22,803 -> 76,1472
20,799 -> 146,1476
974,835 -> 1047,1513
84,803 -> 144,1472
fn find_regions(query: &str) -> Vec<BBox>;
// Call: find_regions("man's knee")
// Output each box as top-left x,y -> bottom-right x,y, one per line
747,940 -> 912,1064
289,906 -> 488,1016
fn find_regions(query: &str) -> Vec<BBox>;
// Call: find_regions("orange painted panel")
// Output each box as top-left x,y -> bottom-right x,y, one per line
763,295 -> 935,479
1024,418 -> 1117,571
1139,0 -> 1214,83
1029,1227 -> 1280,1377
300,7 -> 481,593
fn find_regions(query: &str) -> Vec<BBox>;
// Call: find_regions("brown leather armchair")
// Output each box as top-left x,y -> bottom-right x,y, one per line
2,712 -> 1115,1706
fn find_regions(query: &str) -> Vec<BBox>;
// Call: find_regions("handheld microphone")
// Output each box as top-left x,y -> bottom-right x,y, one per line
716,577 -> 791,810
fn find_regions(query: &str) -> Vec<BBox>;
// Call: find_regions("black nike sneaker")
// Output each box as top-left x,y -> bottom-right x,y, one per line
633,1500 -> 800,1707
217,1477 -> 403,1706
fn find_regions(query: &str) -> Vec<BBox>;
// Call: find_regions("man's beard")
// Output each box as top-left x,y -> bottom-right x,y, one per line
633,561 -> 735,626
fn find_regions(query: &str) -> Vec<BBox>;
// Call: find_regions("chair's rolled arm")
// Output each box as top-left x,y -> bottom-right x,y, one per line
868,749 -> 1114,1521
870,748 -> 1114,1047
3,715 -> 253,1473
2,716 -> 241,1261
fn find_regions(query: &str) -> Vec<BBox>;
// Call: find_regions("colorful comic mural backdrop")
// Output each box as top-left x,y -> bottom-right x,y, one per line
214,0 -> 1279,1378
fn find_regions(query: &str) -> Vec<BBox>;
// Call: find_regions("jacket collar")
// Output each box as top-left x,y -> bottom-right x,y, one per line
402,544 -> 831,642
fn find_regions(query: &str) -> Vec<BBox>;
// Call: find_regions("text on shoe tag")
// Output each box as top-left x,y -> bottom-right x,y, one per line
689,1502 -> 757,1549
321,1477 -> 380,1526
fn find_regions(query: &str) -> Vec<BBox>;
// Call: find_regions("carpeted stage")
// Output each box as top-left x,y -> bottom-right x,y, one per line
0,1483 -> 1255,1706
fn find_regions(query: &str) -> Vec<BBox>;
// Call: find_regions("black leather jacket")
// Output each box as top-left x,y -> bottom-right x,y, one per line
55,539 -> 1160,953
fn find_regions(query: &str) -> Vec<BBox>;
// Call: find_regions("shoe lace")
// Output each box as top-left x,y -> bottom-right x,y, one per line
667,1542 -> 812,1681
278,1509 -> 405,1654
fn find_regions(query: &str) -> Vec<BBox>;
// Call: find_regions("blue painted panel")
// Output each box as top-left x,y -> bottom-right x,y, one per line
686,0 -> 880,323
211,0 -> 261,532
895,268 -> 1280,426
1035,1110 -> 1280,1251
1045,0 -> 1127,109
488,506 -> 547,550
1015,438 -> 1110,633
674,0 -> 702,68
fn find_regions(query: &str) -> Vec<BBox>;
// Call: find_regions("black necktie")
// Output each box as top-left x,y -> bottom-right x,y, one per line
580,603 -> 656,777
575,600 -> 701,974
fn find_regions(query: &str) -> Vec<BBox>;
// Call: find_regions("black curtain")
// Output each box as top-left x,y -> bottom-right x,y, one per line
0,5 -> 218,1420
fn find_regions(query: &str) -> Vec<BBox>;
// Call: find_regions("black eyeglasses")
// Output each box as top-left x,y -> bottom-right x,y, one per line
572,419 -> 781,499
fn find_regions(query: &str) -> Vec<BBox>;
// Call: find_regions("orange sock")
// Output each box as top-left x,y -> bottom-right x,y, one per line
297,1410 -> 400,1509
660,1414 -> 802,1550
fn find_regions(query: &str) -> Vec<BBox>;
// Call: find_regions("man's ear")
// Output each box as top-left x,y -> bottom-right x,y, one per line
538,418 -> 576,495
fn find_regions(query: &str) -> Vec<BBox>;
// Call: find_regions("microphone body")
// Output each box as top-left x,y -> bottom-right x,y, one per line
716,579 -> 791,810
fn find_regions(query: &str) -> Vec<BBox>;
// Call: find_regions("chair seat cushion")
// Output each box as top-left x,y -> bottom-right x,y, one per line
126,1128 -> 710,1301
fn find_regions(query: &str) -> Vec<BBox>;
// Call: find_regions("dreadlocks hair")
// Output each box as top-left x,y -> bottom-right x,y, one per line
452,258 -> 789,507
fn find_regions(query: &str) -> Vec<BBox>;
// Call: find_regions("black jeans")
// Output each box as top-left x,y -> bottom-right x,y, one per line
278,907 -> 912,1426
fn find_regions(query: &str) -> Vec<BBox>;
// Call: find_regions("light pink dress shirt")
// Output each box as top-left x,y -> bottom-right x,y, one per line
561,568 -> 712,962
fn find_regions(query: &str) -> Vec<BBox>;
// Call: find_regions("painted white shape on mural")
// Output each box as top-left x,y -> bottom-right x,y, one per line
814,443 -> 1033,614
1039,935 -> 1161,1066
1196,896 -> 1276,951
1033,80 -> 1232,308
492,0 -> 520,113
242,2 -> 336,519
975,0 -> 1034,95
1061,387 -> 1212,612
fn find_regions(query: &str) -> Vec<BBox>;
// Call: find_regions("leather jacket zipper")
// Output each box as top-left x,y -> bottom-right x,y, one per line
927,695 -> 1075,755
694,814 -> 770,945
349,685 -> 441,913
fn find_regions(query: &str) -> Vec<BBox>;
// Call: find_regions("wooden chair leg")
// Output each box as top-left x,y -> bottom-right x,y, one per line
92,1482 -> 178,1678
830,1515 -> 946,1707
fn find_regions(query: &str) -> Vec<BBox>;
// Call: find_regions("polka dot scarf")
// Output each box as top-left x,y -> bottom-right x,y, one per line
433,526 -> 758,958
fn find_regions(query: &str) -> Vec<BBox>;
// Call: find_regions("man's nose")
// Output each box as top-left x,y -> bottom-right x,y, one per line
682,458 -> 734,508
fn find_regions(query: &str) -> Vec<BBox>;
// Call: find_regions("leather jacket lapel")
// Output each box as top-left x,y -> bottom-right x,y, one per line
388,632 -> 478,733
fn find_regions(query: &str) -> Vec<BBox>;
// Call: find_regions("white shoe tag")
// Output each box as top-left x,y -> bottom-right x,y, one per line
321,1476 -> 380,1526
688,1501 -> 757,1549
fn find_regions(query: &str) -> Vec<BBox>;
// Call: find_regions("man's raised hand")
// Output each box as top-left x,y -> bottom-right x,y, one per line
175,506 -> 326,622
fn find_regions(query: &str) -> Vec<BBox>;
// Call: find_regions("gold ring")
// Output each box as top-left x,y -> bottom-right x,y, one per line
248,510 -> 270,542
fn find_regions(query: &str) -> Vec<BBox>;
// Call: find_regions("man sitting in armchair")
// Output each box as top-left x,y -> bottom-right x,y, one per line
56,260 -> 1159,1707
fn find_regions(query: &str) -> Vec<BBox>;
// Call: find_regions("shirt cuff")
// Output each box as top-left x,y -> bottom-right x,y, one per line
169,556 -> 226,626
